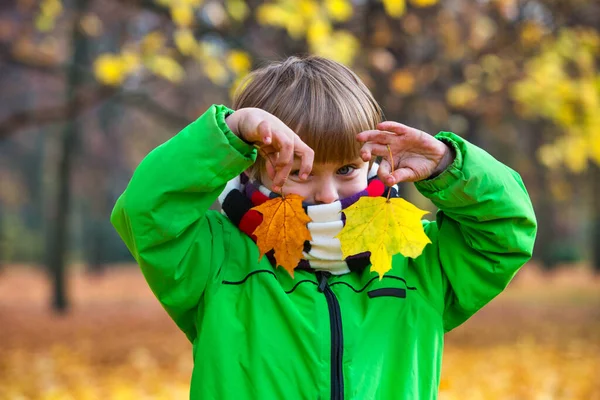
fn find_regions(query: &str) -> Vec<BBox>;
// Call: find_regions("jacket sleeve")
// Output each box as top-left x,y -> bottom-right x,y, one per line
415,132 -> 537,332
110,104 -> 256,341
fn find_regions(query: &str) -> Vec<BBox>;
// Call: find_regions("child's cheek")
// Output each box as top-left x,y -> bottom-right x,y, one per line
283,179 -> 311,198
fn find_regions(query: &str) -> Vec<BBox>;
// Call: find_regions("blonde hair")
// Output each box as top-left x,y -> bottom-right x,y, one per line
232,56 -> 383,176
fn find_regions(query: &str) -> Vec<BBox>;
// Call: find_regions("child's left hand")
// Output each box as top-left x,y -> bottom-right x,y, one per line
357,121 -> 455,186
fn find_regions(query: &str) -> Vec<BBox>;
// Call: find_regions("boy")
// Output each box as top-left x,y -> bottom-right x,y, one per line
111,56 -> 536,399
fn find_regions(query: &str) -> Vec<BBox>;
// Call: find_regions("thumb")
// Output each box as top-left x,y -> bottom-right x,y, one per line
390,167 -> 418,184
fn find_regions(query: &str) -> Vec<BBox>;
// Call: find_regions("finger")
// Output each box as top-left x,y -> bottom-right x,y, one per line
257,120 -> 272,145
271,136 -> 294,190
263,153 -> 277,180
376,121 -> 411,135
357,130 -> 391,143
390,167 -> 418,184
356,130 -> 401,145
377,159 -> 396,186
293,137 -> 314,180
360,142 -> 393,161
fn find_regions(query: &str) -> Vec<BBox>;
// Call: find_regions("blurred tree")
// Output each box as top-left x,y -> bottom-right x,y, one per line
44,0 -> 92,312
512,27 -> 600,271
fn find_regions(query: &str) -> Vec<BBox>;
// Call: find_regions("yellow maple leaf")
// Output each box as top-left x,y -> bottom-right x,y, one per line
336,197 -> 431,279
252,194 -> 312,277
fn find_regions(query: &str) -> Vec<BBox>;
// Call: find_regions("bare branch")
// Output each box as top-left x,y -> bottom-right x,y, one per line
0,87 -> 192,138
116,92 -> 192,128
0,87 -> 116,137
0,42 -> 63,76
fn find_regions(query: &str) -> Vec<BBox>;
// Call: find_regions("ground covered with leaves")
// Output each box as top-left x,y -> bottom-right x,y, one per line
0,264 -> 598,400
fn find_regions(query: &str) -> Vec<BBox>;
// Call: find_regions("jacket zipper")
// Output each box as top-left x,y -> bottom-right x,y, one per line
317,271 -> 344,400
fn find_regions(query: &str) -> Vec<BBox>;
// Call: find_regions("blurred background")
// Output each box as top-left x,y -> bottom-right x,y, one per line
0,0 -> 599,399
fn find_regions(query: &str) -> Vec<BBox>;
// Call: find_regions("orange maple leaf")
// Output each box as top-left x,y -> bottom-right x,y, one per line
251,194 -> 312,276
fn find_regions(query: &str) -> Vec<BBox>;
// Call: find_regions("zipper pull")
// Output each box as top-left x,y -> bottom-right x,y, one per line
317,271 -> 330,292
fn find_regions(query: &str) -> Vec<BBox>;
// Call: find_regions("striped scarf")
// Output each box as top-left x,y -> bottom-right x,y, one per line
218,165 -> 399,275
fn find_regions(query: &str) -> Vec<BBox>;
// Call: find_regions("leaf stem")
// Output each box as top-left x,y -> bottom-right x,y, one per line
386,144 -> 394,202
255,145 -> 286,199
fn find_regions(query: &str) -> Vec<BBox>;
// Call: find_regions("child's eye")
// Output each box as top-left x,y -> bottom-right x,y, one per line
290,170 -> 300,176
337,165 -> 356,176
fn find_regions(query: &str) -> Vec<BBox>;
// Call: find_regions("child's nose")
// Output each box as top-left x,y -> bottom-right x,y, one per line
314,179 -> 339,204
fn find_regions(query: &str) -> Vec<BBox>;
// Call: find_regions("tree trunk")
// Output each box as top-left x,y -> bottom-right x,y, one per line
85,100 -> 122,274
529,122 -> 559,268
46,0 -> 89,313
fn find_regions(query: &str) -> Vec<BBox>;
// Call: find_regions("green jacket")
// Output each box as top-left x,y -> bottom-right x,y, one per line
111,104 -> 536,400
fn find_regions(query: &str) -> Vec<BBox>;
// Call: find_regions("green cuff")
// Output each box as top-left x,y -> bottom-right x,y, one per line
214,104 -> 257,161
415,132 -> 464,194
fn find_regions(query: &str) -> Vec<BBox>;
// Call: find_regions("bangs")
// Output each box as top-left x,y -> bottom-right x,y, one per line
233,56 -> 383,166
288,83 -> 378,164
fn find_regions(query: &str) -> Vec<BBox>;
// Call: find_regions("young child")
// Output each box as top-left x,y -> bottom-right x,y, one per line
111,56 -> 536,399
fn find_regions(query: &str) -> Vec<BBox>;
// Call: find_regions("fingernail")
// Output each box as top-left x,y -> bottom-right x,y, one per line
272,185 -> 280,192
301,173 -> 308,180
264,137 -> 271,144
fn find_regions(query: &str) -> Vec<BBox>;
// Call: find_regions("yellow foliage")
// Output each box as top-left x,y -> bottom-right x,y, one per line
325,0 -> 353,22
41,0 -> 62,16
512,28 -> 600,171
256,0 -> 359,63
298,0 -> 320,17
409,0 -> 438,6
226,0 -> 250,22
563,135 -> 589,173
94,53 -> 127,86
256,2 -> 309,38
520,21 -> 546,48
174,28 -> 197,56
141,31 -> 166,55
229,75 -> 248,101
390,69 -> 415,95
121,51 -> 141,72
148,55 -> 185,83
35,0 -> 62,32
198,40 -> 222,58
337,197 -> 431,279
285,17 -> 306,39
447,83 -> 478,109
156,0 -> 204,5
171,4 -> 195,27
309,29 -> 359,66
256,4 -> 289,26
382,0 -> 406,18
307,19 -> 331,45
227,50 -> 252,75
35,15 -> 54,32
203,57 -> 230,85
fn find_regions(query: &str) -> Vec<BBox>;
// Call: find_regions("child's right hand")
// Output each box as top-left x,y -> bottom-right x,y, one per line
226,108 -> 314,192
